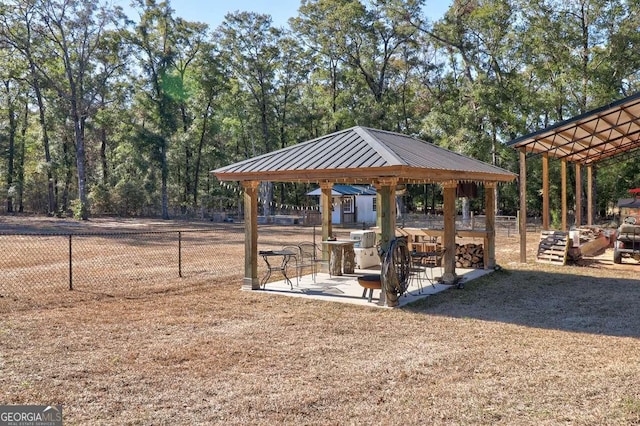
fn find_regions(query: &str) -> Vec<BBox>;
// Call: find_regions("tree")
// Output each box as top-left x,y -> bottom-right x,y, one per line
130,0 -> 181,219
293,0 -> 424,129
0,0 -> 57,214
216,11 -> 283,215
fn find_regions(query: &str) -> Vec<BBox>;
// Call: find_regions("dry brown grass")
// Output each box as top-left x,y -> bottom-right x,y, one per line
2,217 -> 640,425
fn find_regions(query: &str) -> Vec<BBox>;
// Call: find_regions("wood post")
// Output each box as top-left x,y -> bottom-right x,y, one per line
376,178 -> 398,307
561,159 -> 567,231
320,181 -> 333,268
519,151 -> 527,263
575,163 -> 582,227
442,180 -> 457,284
542,154 -> 550,230
587,165 -> 593,226
242,180 -> 260,290
485,182 -> 496,269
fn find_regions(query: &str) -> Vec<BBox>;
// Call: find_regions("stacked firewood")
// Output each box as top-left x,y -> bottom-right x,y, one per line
572,226 -> 612,258
575,226 -> 604,245
455,243 -> 484,268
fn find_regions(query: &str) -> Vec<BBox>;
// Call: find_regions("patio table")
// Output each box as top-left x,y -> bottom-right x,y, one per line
321,240 -> 356,275
259,249 -> 297,289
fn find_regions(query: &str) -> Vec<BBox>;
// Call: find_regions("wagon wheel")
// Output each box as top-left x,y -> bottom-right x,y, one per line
381,237 -> 411,305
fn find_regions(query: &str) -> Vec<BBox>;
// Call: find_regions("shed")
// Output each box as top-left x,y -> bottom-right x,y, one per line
307,184 -> 377,225
213,126 -> 516,306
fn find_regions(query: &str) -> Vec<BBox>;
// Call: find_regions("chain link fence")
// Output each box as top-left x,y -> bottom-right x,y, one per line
0,228 -> 245,310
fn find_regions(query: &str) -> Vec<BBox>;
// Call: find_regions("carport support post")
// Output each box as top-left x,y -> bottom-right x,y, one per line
575,163 -> 582,227
485,182 -> 496,269
442,181 -> 457,284
519,151 -> 527,263
562,160 -> 567,231
587,165 -> 593,226
242,180 -> 260,290
542,154 -> 550,230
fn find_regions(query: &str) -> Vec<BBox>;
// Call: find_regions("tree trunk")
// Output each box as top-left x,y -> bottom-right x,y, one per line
161,139 -> 169,219
33,82 -> 57,215
192,99 -> 212,208
61,135 -> 73,214
100,127 -> 108,183
17,102 -> 28,213
97,94 -> 109,184
5,81 -> 16,213
70,94 -> 89,220
181,104 -> 192,214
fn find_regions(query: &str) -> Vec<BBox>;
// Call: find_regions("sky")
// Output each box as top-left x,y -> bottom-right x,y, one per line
116,0 -> 453,29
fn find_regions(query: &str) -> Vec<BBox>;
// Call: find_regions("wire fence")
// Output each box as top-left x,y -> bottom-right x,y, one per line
0,229 -> 245,310
399,214 -> 536,236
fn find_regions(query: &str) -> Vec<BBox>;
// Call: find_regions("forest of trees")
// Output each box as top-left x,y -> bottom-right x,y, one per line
0,0 -> 639,221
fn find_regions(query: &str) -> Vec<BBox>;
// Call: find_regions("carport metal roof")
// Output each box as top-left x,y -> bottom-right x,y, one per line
508,92 -> 640,165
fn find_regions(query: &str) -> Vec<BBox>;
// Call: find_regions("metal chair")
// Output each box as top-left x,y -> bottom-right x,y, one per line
297,242 -> 321,282
422,247 -> 445,288
281,245 -> 301,286
408,255 -> 425,294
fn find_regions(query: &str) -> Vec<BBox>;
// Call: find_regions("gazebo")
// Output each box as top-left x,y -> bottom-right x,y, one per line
213,126 -> 516,306
508,92 -> 640,262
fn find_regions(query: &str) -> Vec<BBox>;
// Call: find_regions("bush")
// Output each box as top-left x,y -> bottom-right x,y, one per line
89,183 -> 112,215
112,181 -> 145,216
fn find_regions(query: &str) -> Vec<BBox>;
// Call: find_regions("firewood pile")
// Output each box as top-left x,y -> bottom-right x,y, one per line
575,226 -> 606,245
571,226 -> 611,259
455,243 -> 484,268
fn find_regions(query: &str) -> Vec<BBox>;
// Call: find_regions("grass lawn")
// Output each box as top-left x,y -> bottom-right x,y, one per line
1,218 -> 640,425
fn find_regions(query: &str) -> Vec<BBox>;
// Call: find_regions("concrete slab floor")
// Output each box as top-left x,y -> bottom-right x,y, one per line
247,267 -> 494,308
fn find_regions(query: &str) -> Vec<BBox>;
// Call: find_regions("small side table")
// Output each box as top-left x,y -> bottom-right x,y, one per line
259,250 -> 296,289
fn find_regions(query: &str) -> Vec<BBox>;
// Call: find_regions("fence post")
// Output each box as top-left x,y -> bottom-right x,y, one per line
68,234 -> 73,290
178,231 -> 182,278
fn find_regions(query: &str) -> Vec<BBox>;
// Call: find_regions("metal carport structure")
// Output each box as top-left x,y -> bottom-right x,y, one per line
508,92 -> 640,262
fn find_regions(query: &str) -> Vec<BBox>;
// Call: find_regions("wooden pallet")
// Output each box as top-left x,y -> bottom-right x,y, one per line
536,230 -> 569,265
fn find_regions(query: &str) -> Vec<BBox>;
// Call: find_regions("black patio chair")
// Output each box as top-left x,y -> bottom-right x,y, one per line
281,245 -> 301,286
297,242 -> 322,282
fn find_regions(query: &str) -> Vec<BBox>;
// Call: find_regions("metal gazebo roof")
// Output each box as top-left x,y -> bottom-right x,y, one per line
508,92 -> 640,164
213,126 -> 516,184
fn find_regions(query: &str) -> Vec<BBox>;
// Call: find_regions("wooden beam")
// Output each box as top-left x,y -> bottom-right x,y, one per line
214,165 -> 516,185
442,180 -> 457,284
575,163 -> 582,226
561,159 -> 567,231
242,181 -> 260,290
519,151 -> 527,263
485,182 -> 496,269
542,154 -> 550,230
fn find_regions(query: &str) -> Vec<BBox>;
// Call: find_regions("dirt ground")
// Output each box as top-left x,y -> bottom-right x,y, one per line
1,216 -> 640,425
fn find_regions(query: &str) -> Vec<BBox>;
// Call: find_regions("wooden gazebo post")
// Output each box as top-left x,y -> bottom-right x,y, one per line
376,177 -> 398,307
441,180 -> 458,284
319,181 -> 333,267
242,180 -> 260,290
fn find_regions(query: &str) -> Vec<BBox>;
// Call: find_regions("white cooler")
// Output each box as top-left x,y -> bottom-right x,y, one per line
349,230 -> 376,248
354,247 -> 380,269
